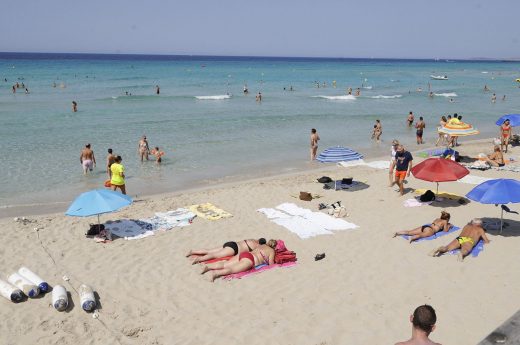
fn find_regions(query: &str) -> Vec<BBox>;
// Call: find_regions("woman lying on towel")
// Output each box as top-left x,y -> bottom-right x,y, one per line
186,238 -> 266,264
200,240 -> 277,282
392,211 -> 452,243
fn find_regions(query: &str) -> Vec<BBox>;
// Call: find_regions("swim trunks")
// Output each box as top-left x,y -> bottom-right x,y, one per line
416,130 -> 423,137
456,236 -> 474,246
82,159 -> 93,171
395,170 -> 407,180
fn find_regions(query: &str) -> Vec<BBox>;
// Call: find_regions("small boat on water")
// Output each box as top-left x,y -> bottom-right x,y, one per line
431,75 -> 448,80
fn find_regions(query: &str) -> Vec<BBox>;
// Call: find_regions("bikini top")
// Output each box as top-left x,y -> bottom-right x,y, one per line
244,240 -> 253,252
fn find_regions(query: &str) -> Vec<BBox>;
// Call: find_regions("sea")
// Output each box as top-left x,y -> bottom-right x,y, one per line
1,52 -> 519,212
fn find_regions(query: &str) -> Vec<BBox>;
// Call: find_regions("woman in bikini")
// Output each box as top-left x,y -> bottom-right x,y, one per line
393,211 -> 451,243
200,240 -> 277,282
500,119 -> 512,153
435,116 -> 448,146
186,238 -> 266,264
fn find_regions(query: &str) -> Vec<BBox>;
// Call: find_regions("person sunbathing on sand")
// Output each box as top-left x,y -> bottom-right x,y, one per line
395,305 -> 441,345
430,218 -> 490,261
186,238 -> 266,264
200,240 -> 277,282
393,211 -> 451,243
485,145 -> 505,167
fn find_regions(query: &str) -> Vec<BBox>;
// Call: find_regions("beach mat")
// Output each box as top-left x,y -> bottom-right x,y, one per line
188,203 -> 232,220
401,226 -> 460,242
223,261 -> 297,280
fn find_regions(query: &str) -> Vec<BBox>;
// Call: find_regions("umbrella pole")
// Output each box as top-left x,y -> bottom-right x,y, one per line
500,208 -> 504,234
98,214 -> 100,228
436,182 -> 439,196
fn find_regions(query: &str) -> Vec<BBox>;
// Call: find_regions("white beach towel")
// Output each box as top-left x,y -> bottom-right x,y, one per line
258,203 -> 358,239
337,159 -> 389,170
403,198 -> 433,208
458,175 -> 492,185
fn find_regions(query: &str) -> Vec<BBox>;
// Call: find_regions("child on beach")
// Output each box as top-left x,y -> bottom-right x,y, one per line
151,147 -> 164,164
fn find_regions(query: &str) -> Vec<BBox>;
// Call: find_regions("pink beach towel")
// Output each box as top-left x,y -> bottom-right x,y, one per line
223,261 -> 297,280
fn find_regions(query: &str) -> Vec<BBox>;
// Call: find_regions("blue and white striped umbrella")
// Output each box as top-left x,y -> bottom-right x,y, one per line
317,146 -> 363,163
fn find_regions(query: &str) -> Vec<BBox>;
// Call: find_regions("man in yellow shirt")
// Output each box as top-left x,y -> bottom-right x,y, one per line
110,156 -> 126,195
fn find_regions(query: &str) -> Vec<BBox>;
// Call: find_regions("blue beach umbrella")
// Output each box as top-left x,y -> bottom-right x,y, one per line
317,146 -> 363,163
466,179 -> 520,233
495,114 -> 520,127
66,189 -> 132,225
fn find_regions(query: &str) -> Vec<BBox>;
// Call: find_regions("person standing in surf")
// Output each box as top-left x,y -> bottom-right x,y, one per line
415,117 -> 426,144
310,128 -> 320,161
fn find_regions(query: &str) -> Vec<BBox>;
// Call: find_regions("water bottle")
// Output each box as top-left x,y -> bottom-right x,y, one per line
8,272 -> 39,298
0,279 -> 24,303
79,284 -> 96,312
52,285 -> 68,311
18,267 -> 49,293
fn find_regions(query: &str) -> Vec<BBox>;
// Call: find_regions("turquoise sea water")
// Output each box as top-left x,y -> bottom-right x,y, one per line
1,53 -> 519,208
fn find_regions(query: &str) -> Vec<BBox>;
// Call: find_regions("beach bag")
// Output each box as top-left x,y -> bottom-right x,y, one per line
419,190 -> 436,202
317,176 -> 333,183
299,192 -> 313,201
341,177 -> 353,185
86,224 -> 105,236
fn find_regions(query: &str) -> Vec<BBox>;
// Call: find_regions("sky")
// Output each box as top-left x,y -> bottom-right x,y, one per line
2,0 -> 520,59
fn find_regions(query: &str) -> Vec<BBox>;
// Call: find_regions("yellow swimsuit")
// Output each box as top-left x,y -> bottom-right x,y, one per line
457,236 -> 474,246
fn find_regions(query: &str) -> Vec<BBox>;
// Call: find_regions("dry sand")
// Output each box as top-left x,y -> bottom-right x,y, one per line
1,138 -> 519,345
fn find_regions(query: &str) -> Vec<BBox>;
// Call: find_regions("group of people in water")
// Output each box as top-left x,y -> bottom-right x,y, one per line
79,135 -> 165,195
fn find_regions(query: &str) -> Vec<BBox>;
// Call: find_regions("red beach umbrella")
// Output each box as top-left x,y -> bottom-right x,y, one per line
411,157 -> 469,194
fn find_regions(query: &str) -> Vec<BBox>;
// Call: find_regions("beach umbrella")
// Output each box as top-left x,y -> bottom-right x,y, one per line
316,146 -> 363,163
496,114 -> 520,127
466,178 -> 520,233
411,157 -> 469,194
65,189 -> 133,225
438,122 -> 480,137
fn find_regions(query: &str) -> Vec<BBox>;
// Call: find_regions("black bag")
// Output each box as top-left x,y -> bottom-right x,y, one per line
341,177 -> 353,185
419,190 -> 436,202
86,223 -> 105,236
317,176 -> 333,183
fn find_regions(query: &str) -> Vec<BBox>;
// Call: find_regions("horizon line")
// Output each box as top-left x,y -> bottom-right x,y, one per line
0,51 -> 518,62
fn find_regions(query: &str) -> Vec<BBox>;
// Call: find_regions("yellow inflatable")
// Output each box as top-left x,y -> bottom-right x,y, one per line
516,78 -> 520,82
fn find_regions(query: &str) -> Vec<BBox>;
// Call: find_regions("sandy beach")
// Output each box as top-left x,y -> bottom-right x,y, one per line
1,138 -> 519,345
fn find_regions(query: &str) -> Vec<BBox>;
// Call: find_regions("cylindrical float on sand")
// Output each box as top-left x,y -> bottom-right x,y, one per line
79,284 -> 96,312
0,279 -> 24,303
52,285 -> 68,311
18,267 -> 49,293
8,272 -> 39,298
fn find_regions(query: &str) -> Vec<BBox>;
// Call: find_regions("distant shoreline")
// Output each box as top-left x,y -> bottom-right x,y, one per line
1,51 -> 519,62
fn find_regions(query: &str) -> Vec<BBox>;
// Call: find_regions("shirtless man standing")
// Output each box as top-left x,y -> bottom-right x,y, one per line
138,135 -> 150,162
415,117 -> 426,144
80,144 -> 96,174
395,305 -> 441,345
430,218 -> 490,261
310,128 -> 320,160
106,148 -> 116,178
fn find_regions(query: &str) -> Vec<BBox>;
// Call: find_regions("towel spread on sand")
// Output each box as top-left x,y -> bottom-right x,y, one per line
105,208 -> 196,240
403,198 -> 433,208
401,226 -> 460,242
188,203 -> 232,220
457,175 -> 493,185
258,203 -> 358,239
223,261 -> 297,280
338,160 -> 389,170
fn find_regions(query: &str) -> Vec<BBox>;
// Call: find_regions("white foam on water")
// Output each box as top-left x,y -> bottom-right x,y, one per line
195,95 -> 231,100
434,92 -> 457,97
362,86 -> 373,89
370,95 -> 402,99
313,95 -> 356,101
481,71 -> 489,74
